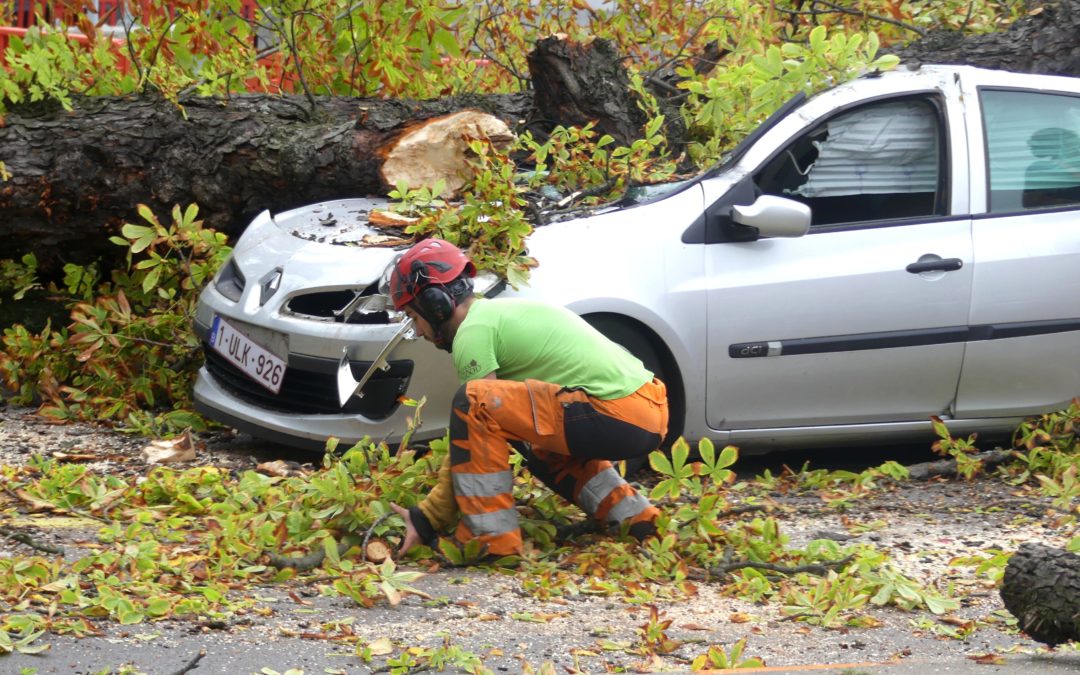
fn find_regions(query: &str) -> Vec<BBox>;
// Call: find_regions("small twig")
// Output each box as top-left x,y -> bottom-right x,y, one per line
696,554 -> 855,580
267,539 -> 346,571
555,181 -> 615,209
779,0 -> 926,37
170,648 -> 206,675
905,449 -> 1016,480
780,611 -> 814,622
718,504 -> 768,517
468,9 -> 529,86
0,525 -> 65,555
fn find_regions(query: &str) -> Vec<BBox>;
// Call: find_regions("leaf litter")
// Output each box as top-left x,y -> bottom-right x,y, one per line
1,404 -> 1077,673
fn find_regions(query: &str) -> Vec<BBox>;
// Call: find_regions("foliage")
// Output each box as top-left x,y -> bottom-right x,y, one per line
930,415 -> 985,480
403,136 -> 536,287
680,24 -> 899,165
0,204 -> 230,434
1,0 -> 1026,278
689,638 -> 764,670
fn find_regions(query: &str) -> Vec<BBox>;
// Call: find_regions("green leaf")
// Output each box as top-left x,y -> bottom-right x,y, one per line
142,265 -> 162,293
137,204 -> 158,226
122,223 -> 156,253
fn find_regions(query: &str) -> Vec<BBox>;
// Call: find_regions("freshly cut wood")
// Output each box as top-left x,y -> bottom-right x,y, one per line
364,537 -> 394,563
379,110 -> 515,197
0,94 -> 529,271
1000,542 -> 1080,646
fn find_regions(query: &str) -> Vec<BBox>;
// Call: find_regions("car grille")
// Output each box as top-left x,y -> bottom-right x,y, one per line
202,343 -> 412,417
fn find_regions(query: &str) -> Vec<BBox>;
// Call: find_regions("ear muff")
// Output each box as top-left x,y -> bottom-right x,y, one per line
416,285 -> 456,324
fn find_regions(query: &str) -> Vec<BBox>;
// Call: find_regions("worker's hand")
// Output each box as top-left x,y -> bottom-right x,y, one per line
390,502 -> 420,557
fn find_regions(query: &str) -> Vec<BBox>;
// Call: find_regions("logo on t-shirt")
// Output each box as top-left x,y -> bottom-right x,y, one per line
461,359 -> 482,378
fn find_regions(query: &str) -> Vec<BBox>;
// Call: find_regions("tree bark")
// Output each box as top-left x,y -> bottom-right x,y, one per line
526,36 -> 648,147
7,4 -> 1080,271
886,0 -> 1080,76
0,93 -> 529,270
1000,542 -> 1080,646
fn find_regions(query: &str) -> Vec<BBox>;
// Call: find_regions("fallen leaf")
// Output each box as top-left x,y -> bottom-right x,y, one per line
51,451 -> 105,462
367,637 -> 394,655
12,489 -> 61,513
288,591 -> 313,606
253,460 -> 302,477
969,653 -> 1006,665
141,430 -> 200,464
728,613 -> 752,623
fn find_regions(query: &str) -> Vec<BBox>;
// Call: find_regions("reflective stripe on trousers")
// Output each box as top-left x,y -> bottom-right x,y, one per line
448,378 -> 666,555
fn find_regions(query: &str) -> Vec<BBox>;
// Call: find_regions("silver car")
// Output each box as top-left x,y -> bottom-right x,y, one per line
193,64 -> 1080,452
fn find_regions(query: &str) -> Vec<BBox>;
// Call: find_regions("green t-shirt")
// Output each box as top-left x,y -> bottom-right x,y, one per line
451,298 -> 652,400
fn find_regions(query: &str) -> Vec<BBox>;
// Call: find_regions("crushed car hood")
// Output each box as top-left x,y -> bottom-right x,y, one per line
231,198 -> 408,293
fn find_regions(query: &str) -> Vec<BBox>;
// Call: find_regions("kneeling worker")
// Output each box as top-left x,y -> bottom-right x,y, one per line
388,238 -> 668,558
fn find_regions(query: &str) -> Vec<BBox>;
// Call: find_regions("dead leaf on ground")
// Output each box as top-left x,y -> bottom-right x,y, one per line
141,430 -> 201,464
366,637 -> 394,655
968,653 -> 1006,665
256,460 -> 307,478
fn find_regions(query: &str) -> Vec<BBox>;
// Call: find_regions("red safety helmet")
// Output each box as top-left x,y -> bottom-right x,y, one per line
389,238 -> 476,314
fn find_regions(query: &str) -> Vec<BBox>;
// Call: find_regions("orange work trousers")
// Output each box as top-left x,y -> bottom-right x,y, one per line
447,377 -> 668,556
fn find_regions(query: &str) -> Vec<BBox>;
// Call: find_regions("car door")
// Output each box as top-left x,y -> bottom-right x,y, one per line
702,90 -> 974,431
954,84 -> 1080,417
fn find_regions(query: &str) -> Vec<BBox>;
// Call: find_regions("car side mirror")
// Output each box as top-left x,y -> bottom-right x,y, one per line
732,195 -> 811,238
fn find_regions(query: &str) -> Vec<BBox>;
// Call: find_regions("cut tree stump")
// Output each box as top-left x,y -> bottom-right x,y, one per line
1001,542 -> 1080,646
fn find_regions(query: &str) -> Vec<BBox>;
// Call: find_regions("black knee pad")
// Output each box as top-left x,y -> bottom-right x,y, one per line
449,384 -> 472,466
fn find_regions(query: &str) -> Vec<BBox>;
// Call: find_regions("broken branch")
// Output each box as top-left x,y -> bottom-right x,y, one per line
170,649 -> 207,675
692,554 -> 855,580
0,525 -> 65,555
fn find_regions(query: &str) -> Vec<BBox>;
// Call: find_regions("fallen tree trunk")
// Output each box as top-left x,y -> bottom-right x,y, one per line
7,2 -> 1080,270
0,36 -> 657,272
1000,542 -> 1080,646
0,93 -> 529,269
886,0 -> 1080,75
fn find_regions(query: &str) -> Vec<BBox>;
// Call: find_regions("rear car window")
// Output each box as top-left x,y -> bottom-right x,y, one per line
982,89 -> 1080,213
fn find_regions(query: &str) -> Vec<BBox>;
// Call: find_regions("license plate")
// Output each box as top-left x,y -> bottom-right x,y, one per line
209,315 -> 286,394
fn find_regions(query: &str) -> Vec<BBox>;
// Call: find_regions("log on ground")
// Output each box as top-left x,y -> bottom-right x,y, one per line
1000,541 -> 1080,646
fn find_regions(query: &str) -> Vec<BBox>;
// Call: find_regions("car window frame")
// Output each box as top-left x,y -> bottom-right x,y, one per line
755,92 -> 953,235
976,85 -> 1080,217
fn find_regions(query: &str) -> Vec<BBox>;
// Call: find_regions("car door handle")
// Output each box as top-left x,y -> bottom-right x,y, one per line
906,258 -> 963,274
